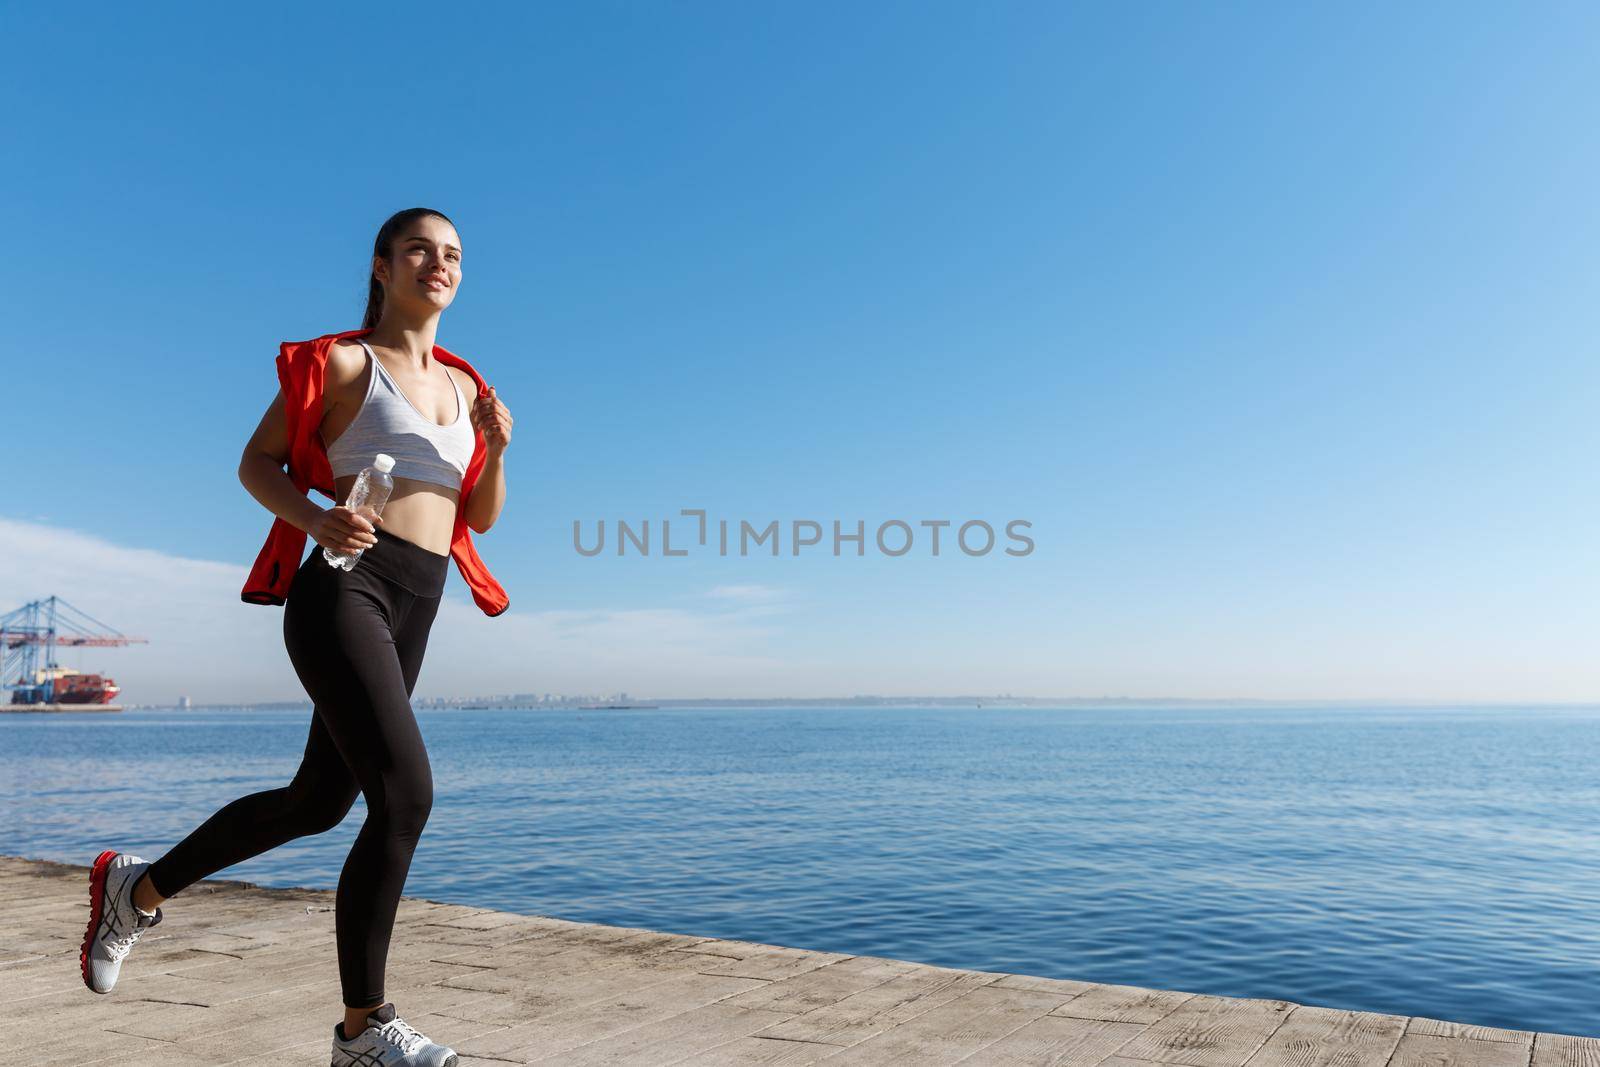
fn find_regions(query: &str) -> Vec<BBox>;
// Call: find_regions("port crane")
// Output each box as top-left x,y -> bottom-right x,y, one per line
0,597 -> 147,706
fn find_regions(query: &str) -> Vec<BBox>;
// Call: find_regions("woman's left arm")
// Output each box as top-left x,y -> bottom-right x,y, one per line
466,382 -> 512,534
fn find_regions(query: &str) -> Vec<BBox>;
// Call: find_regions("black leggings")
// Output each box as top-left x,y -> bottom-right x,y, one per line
146,527 -> 449,1010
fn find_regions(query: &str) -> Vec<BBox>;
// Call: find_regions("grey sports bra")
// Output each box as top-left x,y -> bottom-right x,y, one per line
325,339 -> 475,491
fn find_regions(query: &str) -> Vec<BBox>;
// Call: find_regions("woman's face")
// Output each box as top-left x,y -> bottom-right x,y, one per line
376,216 -> 462,314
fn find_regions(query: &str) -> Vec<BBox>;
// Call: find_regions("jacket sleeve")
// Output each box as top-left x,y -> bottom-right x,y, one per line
239,344 -> 313,606
241,518 -> 308,605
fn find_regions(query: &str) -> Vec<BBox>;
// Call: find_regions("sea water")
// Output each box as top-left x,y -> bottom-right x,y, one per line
4,702 -> 1598,1036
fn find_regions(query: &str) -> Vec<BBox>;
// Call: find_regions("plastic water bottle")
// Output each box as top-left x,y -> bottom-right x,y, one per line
323,453 -> 395,570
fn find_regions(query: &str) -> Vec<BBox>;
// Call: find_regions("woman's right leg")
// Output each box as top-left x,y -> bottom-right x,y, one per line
141,712 -> 359,901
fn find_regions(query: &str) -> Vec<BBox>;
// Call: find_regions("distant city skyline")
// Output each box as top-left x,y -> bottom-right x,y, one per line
131,693 -> 1600,712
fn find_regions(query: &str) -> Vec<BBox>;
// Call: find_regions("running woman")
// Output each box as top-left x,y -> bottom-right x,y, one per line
80,207 -> 513,1067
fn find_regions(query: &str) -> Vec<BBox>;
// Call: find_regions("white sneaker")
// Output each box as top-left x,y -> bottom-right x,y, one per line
331,1002 -> 458,1067
80,850 -> 163,994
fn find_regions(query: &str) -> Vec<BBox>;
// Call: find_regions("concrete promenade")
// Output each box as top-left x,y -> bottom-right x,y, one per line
3,854 -> 1594,1065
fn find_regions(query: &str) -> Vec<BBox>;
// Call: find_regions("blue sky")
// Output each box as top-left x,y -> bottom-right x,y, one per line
7,3 -> 1600,703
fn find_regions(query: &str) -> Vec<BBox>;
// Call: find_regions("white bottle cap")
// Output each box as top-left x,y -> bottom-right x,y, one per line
373,453 -> 396,474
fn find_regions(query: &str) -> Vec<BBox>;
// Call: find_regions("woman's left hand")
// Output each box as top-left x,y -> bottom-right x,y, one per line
472,384 -> 513,456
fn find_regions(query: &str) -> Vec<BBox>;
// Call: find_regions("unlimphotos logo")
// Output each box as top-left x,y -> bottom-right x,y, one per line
574,509 -> 1034,558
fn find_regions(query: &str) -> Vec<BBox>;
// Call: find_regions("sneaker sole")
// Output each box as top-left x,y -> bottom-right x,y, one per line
79,849 -> 117,993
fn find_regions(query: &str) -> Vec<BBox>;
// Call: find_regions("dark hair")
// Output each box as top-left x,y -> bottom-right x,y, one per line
362,207 -> 457,331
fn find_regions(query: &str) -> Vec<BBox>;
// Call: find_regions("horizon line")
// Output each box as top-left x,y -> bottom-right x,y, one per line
134,694 -> 1600,709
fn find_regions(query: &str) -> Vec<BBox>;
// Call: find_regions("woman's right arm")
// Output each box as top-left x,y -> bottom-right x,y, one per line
238,388 -> 325,534
238,388 -> 379,554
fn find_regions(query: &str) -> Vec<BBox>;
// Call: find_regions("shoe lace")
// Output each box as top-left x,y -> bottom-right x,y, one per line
106,882 -> 160,962
106,915 -> 149,961
378,1017 -> 427,1054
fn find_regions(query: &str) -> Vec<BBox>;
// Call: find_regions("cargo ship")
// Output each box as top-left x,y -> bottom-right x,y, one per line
2,596 -> 145,712
10,665 -> 122,705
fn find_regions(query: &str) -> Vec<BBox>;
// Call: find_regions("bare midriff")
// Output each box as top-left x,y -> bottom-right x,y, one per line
330,472 -> 458,557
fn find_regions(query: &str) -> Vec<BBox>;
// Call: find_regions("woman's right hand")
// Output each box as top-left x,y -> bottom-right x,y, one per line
310,506 -> 383,556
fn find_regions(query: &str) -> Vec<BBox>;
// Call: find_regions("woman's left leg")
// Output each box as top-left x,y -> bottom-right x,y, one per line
281,531 -> 449,1013
391,584 -> 441,700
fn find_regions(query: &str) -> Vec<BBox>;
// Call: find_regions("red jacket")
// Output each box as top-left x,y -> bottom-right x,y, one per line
240,327 -> 510,616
